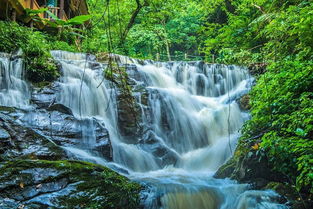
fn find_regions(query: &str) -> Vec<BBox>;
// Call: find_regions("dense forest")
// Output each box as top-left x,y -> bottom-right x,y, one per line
0,0 -> 312,208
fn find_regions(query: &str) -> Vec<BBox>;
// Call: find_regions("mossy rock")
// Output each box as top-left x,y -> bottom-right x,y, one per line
0,106 -> 16,114
0,160 -> 141,209
214,136 -> 313,208
31,81 -> 53,89
0,113 -> 66,161
239,94 -> 251,111
264,182 -> 313,209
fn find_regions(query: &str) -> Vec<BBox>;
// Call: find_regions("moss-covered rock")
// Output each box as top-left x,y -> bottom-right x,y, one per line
0,111 -> 142,209
215,137 -> 313,209
238,94 -> 251,111
0,160 -> 141,209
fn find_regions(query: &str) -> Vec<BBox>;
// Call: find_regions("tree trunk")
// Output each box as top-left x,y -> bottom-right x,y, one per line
165,39 -> 171,61
119,0 -> 149,47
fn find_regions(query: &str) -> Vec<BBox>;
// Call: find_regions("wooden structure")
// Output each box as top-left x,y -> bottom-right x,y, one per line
0,0 -> 88,28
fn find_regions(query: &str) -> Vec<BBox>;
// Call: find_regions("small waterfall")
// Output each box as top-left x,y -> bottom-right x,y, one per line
0,51 -> 30,107
51,50 -> 119,160
51,50 -> 158,172
0,50 -> 288,209
120,61 -> 251,172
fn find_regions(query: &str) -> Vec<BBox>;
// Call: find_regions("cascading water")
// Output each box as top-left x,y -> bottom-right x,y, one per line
0,50 -> 288,209
0,51 -> 30,107
126,61 -> 286,209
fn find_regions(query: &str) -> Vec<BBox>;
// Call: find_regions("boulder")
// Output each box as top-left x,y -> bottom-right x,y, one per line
0,127 -> 9,140
0,112 -> 66,161
31,83 -> 60,108
214,137 -> 313,209
238,94 -> 251,111
140,130 -> 179,167
47,103 -> 73,115
0,160 -> 141,209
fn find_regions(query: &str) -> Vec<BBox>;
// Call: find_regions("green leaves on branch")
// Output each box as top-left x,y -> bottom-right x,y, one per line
45,11 -> 91,27
24,8 -> 91,28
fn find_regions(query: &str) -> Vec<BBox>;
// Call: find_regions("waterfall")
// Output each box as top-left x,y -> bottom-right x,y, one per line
133,62 -> 250,171
0,50 -> 288,209
0,51 -> 30,107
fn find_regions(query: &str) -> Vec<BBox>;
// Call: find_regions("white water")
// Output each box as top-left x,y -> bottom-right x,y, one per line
0,51 -> 30,107
0,50 -> 288,209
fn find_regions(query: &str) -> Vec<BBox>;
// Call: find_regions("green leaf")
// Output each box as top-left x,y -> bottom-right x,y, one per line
45,10 -> 59,20
67,15 -> 91,25
45,10 -> 66,26
25,8 -> 48,16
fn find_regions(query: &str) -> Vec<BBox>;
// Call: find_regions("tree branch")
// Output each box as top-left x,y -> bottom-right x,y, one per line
120,0 -> 149,46
252,4 -> 265,14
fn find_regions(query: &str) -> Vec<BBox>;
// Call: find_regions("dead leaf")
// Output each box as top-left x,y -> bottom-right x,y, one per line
251,143 -> 260,150
19,182 -> 24,189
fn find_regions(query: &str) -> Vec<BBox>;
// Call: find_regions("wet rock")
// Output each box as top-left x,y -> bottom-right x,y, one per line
0,127 -> 9,139
238,94 -> 251,111
140,131 -> 179,167
31,83 -> 60,108
214,138 -> 312,208
0,198 -> 20,209
19,111 -> 111,157
126,65 -> 147,83
0,106 -> 16,114
117,93 -> 141,141
264,182 -> 313,209
93,139 -> 112,161
0,160 -> 141,209
214,148 -> 283,188
47,103 -> 73,115
0,112 -> 66,161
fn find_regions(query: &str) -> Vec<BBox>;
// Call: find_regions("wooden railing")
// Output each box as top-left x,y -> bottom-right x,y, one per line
16,0 -> 68,21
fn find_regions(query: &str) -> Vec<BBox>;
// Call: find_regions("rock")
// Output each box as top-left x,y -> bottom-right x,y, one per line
117,93 -> 141,141
214,137 -> 313,209
0,127 -> 10,140
0,160 -> 141,209
19,111 -> 112,160
0,198 -> 20,209
264,182 -> 313,209
214,147 -> 283,188
0,106 -> 16,114
31,83 -> 60,108
47,103 -> 73,115
140,130 -> 180,167
238,94 -> 251,110
0,112 -> 66,161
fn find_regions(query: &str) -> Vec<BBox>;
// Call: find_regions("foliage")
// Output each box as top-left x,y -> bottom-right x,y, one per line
44,10 -> 91,27
242,60 -> 313,192
83,0 -> 206,60
0,21 -> 58,82
1,0 -> 312,195
212,0 -> 313,193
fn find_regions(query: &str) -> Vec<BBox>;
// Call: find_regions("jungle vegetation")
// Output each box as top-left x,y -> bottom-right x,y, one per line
0,0 -> 312,195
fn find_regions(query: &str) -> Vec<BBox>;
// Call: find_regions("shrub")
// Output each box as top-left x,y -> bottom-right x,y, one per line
242,60 -> 313,193
0,21 -> 73,82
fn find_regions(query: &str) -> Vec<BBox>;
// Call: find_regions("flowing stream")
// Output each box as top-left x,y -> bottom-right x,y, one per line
0,51 -> 288,209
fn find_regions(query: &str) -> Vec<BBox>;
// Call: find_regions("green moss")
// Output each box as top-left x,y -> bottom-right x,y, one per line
0,160 -> 141,209
0,21 -> 60,83
0,106 -> 16,113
